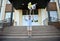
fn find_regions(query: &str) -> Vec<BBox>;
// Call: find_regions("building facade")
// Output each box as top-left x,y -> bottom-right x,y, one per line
0,0 -> 60,27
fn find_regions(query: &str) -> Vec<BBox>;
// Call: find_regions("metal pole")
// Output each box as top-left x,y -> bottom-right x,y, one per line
47,4 -> 51,22
10,5 -> 13,26
29,9 -> 32,15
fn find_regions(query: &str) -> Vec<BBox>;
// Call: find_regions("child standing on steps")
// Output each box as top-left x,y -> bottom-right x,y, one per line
24,15 -> 34,37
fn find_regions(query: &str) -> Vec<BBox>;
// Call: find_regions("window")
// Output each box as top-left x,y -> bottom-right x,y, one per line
22,9 -> 38,22
6,0 -> 11,4
0,0 -> 2,12
22,9 -> 39,26
5,12 -> 11,19
5,12 -> 13,22
23,9 -> 38,15
50,0 -> 55,2
0,0 -> 3,20
0,7 -> 1,13
0,0 -> 1,7
58,0 -> 60,9
50,11 -> 58,22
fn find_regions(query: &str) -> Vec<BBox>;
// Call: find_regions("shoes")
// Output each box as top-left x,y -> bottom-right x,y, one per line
28,34 -> 32,38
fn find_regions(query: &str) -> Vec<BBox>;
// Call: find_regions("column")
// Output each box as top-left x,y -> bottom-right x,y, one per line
19,10 -> 22,26
55,0 -> 60,21
13,9 -> 17,26
0,0 -> 7,20
38,9 -> 42,25
14,9 -> 21,26
0,0 -> 7,29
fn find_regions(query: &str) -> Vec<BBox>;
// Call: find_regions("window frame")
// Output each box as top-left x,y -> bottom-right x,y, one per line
49,11 -> 58,22
50,0 -> 55,2
22,9 -> 38,15
58,0 -> 60,9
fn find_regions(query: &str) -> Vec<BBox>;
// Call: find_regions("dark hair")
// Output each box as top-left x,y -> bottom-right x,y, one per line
29,16 -> 31,17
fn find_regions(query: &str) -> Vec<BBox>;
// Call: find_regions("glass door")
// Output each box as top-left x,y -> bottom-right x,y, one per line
22,9 -> 39,26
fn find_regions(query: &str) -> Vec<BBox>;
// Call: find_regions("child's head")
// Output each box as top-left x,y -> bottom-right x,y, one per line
29,16 -> 31,19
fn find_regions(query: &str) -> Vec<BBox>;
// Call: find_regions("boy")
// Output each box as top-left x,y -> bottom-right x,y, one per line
24,15 -> 34,37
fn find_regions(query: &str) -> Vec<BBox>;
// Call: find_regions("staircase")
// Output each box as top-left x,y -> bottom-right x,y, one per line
48,22 -> 60,30
0,26 -> 60,38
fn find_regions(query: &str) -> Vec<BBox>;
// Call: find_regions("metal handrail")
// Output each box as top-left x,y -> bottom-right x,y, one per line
43,17 -> 60,23
43,17 -> 60,25
43,18 -> 48,25
0,18 -> 14,27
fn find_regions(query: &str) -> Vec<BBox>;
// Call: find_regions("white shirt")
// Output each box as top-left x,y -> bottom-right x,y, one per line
25,17 -> 33,26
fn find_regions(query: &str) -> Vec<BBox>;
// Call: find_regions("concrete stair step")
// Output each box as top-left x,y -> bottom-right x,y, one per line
0,38 -> 60,41
0,35 -> 60,38
0,26 -> 60,38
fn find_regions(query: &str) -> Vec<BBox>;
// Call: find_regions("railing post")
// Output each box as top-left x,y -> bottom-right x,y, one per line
47,3 -> 51,22
10,5 -> 14,26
